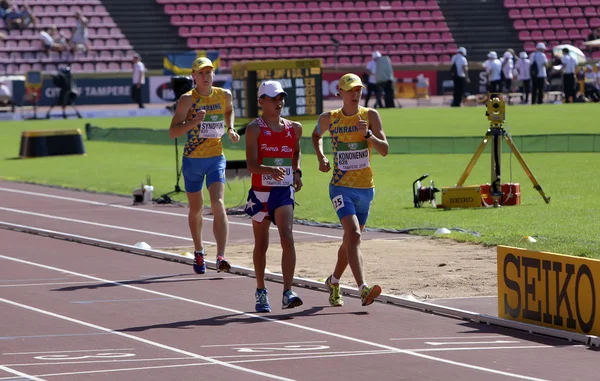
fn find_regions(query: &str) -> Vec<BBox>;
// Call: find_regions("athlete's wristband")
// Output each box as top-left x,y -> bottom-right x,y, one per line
294,169 -> 302,178
364,130 -> 373,139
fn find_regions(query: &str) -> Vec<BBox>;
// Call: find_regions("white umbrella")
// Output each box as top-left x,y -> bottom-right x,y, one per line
552,44 -> 587,64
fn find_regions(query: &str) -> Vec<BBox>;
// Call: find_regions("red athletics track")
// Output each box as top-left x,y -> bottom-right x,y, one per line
0,180 -> 598,381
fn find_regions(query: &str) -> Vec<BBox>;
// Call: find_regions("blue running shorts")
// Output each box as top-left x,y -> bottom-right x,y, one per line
245,186 -> 295,225
329,185 -> 375,226
182,155 -> 226,193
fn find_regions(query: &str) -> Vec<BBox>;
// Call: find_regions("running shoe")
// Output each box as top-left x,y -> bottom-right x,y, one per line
282,290 -> 303,309
360,284 -> 382,306
216,255 -> 231,273
325,275 -> 344,307
193,251 -> 206,274
255,288 -> 271,313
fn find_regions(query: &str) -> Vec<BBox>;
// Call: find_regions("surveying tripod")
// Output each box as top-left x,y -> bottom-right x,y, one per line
456,93 -> 551,207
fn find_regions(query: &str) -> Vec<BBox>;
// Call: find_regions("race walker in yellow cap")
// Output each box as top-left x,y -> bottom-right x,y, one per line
311,73 -> 389,307
168,56 -> 241,275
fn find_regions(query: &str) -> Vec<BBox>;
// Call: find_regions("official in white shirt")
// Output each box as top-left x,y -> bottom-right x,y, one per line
560,48 -> 577,103
515,52 -> 531,103
450,46 -> 469,107
530,42 -> 549,104
131,54 -> 146,108
484,51 -> 502,93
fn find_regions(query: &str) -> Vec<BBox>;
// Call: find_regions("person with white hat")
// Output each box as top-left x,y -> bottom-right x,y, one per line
483,51 -> 502,93
515,52 -> 532,103
530,42 -> 549,104
244,80 -> 304,312
560,47 -> 578,103
500,51 -> 515,93
450,46 -> 469,107
583,64 -> 599,102
364,51 -> 383,108
311,73 -> 389,308
168,56 -> 241,276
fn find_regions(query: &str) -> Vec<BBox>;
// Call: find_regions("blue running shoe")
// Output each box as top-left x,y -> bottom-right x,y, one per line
282,290 -> 303,309
193,251 -> 206,274
255,288 -> 271,313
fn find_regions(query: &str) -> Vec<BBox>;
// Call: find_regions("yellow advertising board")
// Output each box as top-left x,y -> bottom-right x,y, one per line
498,246 -> 600,336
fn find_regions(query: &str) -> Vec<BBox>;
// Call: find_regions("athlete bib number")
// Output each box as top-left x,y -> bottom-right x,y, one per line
336,148 -> 370,171
198,121 -> 225,138
262,167 -> 292,187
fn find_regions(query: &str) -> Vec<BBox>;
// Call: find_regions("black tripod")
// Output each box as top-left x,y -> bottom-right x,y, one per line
46,67 -> 82,119
156,75 -> 194,204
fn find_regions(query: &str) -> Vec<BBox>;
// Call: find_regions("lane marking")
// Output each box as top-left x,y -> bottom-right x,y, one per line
0,333 -> 111,341
0,278 -> 68,283
390,335 -> 507,341
5,348 -> 135,355
0,254 -> 550,381
426,340 -> 520,346
71,298 -> 174,304
200,340 -> 328,348
0,366 -> 45,381
0,207 -> 208,244
0,186 -> 342,239
0,298 -> 295,381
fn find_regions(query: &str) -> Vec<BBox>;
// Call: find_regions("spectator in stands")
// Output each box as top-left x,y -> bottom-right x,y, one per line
560,47 -> 577,104
483,51 -> 502,93
69,9 -> 89,53
374,52 -> 396,108
131,54 -> 146,108
364,51 -> 383,108
3,1 -> 36,30
530,43 -> 549,105
587,28 -> 600,42
311,73 -> 389,308
39,25 -> 68,53
0,81 -> 14,112
583,64 -> 599,102
450,46 -> 469,107
168,57 -> 240,276
500,51 -> 514,94
515,52 -> 531,104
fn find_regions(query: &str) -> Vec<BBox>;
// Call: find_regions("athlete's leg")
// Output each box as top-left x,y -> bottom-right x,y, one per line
186,190 -> 204,252
272,204 -> 296,292
252,219 -> 270,290
207,181 -> 227,257
339,214 -> 365,287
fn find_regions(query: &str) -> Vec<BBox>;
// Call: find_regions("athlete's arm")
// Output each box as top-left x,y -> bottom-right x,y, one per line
311,112 -> 331,173
292,122 -> 303,191
223,90 -> 240,143
168,94 -> 204,139
366,109 -> 389,157
245,121 -> 286,180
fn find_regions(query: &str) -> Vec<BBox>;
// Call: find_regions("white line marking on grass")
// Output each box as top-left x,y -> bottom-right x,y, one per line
0,254 -> 549,381
0,365 -> 45,381
0,207 -> 211,244
0,298 -> 296,381
0,187 -> 342,239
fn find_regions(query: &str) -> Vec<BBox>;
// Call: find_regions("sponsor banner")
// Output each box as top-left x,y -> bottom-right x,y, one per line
322,70 -> 438,99
498,246 -> 600,336
148,75 -> 232,104
12,77 -> 150,106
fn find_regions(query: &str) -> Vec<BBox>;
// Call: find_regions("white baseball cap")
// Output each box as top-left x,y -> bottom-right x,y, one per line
536,42 -> 546,50
372,51 -> 382,59
488,51 -> 498,59
458,47 -> 467,55
258,80 -> 287,98
520,52 -> 528,59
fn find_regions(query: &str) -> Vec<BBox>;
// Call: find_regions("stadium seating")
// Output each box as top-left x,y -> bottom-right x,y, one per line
156,0 -> 458,68
0,1 -> 137,75
505,0 -> 600,59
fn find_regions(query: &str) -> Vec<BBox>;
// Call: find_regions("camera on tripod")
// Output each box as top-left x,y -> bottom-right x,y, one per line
46,66 -> 82,119
485,92 -> 505,127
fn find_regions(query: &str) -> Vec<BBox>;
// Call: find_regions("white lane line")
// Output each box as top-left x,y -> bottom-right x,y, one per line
0,333 -> 110,341
200,340 -> 328,348
0,207 -> 213,244
0,278 -> 68,283
0,299 -> 295,381
71,298 -> 173,304
0,365 -> 45,381
0,186 -> 342,240
0,254 -> 549,381
4,348 -> 135,355
426,340 -> 520,346
390,335 -> 507,341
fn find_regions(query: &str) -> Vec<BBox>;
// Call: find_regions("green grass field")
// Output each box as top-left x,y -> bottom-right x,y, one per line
1,103 -> 599,258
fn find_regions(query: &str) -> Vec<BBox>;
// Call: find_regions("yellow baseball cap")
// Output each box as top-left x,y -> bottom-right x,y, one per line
192,57 -> 213,72
338,73 -> 365,92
